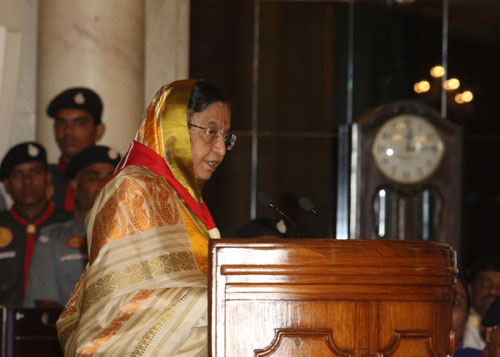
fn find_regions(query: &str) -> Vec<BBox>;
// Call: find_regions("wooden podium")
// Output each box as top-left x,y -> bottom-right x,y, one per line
0,307 -> 62,357
209,239 -> 457,357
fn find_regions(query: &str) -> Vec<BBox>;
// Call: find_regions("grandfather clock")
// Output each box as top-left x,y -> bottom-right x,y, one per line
349,100 -> 463,254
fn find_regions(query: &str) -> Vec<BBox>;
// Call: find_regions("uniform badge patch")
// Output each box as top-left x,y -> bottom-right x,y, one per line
74,92 -> 85,105
0,227 -> 13,248
66,236 -> 86,249
27,144 -> 39,157
108,148 -> 119,160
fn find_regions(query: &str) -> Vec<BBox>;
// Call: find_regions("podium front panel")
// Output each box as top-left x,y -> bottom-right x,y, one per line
209,238 -> 456,357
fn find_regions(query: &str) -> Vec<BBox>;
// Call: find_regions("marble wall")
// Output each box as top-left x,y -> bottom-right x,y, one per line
0,0 -> 38,207
145,0 -> 190,104
0,0 -> 38,151
37,0 -> 146,162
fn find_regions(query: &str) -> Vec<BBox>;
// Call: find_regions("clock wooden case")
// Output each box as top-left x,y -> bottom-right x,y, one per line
349,100 -> 462,254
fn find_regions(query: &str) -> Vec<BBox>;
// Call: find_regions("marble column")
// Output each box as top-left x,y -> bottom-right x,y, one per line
0,0 -> 38,208
144,0 -> 190,103
37,0 -> 145,162
0,0 -> 38,150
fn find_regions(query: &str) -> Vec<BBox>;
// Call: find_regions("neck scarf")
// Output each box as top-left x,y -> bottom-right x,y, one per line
118,140 -> 217,234
58,158 -> 75,212
10,201 -> 54,294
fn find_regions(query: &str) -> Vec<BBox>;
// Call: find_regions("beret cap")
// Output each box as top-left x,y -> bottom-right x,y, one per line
47,87 -> 103,124
0,142 -> 47,179
66,145 -> 121,179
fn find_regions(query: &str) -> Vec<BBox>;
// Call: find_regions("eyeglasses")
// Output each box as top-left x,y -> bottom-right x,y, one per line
189,123 -> 237,150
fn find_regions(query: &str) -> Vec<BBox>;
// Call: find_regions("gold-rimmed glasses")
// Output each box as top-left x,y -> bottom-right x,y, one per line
189,123 -> 237,150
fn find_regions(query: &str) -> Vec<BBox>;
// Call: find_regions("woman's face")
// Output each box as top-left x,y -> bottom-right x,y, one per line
189,101 -> 231,181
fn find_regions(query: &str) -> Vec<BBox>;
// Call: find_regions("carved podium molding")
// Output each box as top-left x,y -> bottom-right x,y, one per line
209,238 -> 456,357
376,330 -> 435,356
254,328 -> 352,357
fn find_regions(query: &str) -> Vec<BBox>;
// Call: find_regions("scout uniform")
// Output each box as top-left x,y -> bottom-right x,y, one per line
25,219 -> 87,306
0,142 -> 69,306
46,87 -> 103,212
26,145 -> 121,307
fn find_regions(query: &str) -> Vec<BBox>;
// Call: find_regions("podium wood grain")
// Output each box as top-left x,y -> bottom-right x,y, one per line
209,238 -> 457,357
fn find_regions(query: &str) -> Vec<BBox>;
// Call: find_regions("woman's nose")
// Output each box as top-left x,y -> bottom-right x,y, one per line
212,135 -> 226,156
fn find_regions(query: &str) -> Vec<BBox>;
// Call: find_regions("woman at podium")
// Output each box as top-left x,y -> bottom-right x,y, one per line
57,79 -> 234,355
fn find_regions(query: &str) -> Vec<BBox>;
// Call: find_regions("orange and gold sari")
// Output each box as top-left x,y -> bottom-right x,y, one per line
57,80 -> 219,356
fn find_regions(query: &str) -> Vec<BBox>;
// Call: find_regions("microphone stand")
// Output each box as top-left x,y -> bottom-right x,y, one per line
257,192 -> 300,238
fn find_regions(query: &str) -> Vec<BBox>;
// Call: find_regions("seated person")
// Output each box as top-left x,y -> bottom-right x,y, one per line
482,295 -> 500,357
26,146 -> 121,309
0,142 -> 69,306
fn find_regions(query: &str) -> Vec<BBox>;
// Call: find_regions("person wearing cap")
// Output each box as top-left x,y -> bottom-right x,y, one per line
482,295 -> 500,356
0,142 -> 69,306
26,145 -> 121,309
46,87 -> 106,213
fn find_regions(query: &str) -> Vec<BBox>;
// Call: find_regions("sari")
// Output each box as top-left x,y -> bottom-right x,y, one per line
57,80 -> 220,356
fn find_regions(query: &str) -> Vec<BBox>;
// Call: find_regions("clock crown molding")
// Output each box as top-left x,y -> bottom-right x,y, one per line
356,100 -> 458,134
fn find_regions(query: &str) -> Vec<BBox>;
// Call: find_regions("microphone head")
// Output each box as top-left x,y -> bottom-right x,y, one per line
298,196 -> 315,213
257,192 -> 273,207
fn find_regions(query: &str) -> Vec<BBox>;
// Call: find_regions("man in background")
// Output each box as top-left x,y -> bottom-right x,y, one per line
26,145 -> 120,309
46,87 -> 105,212
454,276 -> 483,356
463,257 -> 500,350
0,142 -> 69,306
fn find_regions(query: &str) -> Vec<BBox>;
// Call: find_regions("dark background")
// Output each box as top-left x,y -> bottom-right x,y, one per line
190,0 -> 500,270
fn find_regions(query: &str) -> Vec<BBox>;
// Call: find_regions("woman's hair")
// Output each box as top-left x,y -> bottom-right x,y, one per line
187,80 -> 230,122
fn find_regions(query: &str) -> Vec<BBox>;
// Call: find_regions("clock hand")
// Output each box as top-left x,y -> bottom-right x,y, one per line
405,122 -> 415,152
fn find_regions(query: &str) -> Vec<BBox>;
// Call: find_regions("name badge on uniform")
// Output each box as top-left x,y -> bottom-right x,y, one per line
60,253 -> 88,262
0,251 -> 15,260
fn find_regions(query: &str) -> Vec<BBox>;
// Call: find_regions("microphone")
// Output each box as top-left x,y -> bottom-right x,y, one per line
298,196 -> 334,238
257,192 -> 300,237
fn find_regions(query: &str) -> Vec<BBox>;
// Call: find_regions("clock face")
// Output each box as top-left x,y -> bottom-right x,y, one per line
372,114 -> 444,184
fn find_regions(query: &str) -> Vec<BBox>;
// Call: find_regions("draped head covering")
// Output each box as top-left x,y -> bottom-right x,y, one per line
115,80 -> 219,239
133,80 -> 203,203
